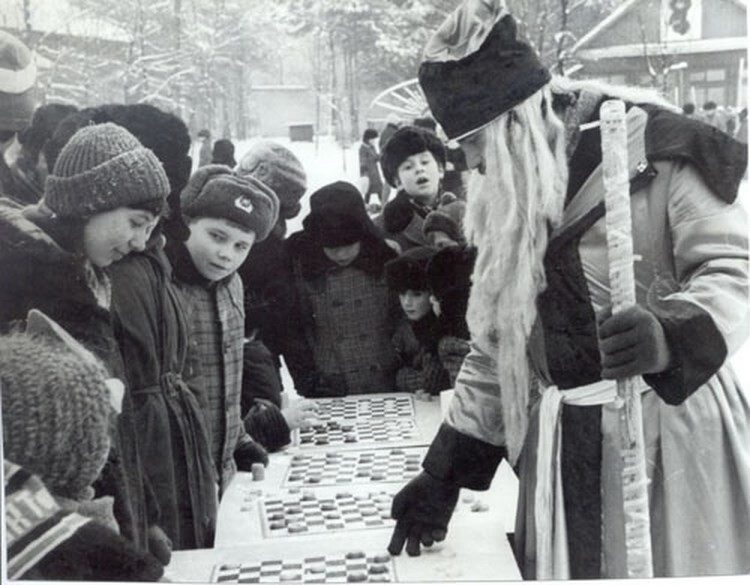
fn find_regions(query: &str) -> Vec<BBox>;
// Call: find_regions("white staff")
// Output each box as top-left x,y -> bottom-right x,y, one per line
600,99 -> 653,578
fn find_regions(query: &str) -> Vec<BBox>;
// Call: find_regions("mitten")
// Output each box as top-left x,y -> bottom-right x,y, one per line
388,472 -> 460,557
234,439 -> 269,470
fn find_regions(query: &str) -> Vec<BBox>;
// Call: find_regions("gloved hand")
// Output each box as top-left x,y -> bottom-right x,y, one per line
598,304 -> 672,379
387,471 -> 460,557
147,524 -> 172,566
234,439 -> 269,470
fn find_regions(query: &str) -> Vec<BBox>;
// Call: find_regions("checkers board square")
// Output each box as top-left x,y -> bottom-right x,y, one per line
260,491 -> 394,538
284,447 -> 425,487
211,551 -> 395,583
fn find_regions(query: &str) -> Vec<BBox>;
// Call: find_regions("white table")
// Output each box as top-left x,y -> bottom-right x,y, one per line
165,393 -> 521,582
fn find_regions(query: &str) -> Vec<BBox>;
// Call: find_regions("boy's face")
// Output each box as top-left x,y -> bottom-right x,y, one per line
83,207 -> 158,267
323,241 -> 361,267
399,289 -> 432,321
395,150 -> 444,205
185,217 -> 256,281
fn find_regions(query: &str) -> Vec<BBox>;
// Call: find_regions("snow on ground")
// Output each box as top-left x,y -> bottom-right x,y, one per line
232,136 -> 750,393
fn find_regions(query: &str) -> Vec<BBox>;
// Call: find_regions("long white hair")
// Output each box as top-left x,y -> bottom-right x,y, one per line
463,84 -> 568,463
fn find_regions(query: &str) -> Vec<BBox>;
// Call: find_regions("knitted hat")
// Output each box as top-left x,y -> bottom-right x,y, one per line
0,331 -> 111,500
236,140 -> 307,220
385,246 -> 438,292
423,200 -> 466,245
44,122 -> 169,218
418,2 -> 550,140
0,31 -> 37,132
302,181 -> 372,247
181,164 -> 280,241
380,125 -> 446,188
426,244 -> 476,301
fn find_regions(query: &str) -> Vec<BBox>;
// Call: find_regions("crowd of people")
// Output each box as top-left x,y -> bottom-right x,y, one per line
1,0 -> 749,579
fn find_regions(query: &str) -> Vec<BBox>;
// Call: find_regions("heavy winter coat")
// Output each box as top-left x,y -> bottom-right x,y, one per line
166,239 -> 254,493
110,248 -> 218,551
0,199 -> 157,554
392,317 -> 451,395
425,104 -> 750,578
284,231 -> 400,396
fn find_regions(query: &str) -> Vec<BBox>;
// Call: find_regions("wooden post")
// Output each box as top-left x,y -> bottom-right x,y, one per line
600,99 -> 654,579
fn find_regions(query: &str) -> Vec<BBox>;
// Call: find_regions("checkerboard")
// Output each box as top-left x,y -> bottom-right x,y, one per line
314,396 -> 415,421
298,418 -> 419,447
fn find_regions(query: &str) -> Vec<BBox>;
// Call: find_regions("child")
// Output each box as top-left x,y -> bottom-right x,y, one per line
377,125 -> 447,251
385,246 -> 451,396
235,141 -> 319,451
212,138 -> 236,168
1,313 -> 164,581
165,165 -> 278,493
422,199 -> 466,249
0,122 -> 171,559
284,181 -> 400,397
425,245 -> 476,385
358,128 -> 384,210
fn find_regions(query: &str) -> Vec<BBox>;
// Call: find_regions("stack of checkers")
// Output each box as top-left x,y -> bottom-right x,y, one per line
261,490 -> 394,537
285,448 -> 423,486
298,418 -> 419,447
212,551 -> 395,583
314,396 -> 415,421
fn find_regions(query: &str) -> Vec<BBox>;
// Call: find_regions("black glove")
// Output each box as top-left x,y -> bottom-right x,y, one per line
147,524 -> 172,566
388,471 -> 460,557
234,440 -> 269,470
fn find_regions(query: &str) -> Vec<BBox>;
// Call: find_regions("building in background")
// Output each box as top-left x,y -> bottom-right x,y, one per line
571,0 -> 747,107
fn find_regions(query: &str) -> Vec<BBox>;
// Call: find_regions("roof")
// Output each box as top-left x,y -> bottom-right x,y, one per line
577,37 -> 748,60
571,0 -> 641,53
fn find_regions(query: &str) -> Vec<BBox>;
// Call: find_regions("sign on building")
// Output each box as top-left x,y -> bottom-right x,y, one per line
661,0 -> 702,42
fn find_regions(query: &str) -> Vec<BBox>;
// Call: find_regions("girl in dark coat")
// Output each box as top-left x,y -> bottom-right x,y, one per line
0,122 -> 172,562
284,181 -> 400,397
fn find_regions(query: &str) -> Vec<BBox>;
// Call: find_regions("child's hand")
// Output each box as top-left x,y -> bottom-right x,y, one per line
282,399 -> 320,430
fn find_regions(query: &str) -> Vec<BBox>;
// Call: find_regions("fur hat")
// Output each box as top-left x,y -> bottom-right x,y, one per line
44,122 -> 169,218
17,103 -> 77,158
237,140 -> 307,220
426,244 -> 476,301
303,181 -> 372,247
419,2 -> 550,140
423,200 -> 466,245
181,164 -> 280,241
0,331 -> 111,500
0,31 -> 37,132
380,125 -> 446,188
385,246 -> 437,292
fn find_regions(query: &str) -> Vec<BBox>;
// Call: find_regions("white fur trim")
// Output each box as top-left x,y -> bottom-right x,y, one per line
0,59 -> 36,94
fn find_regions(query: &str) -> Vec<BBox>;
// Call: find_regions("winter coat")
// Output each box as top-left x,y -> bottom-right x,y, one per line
359,142 -> 384,197
392,316 -> 451,395
166,239 -> 255,493
109,247 -> 218,551
425,103 -> 750,578
0,199 -> 158,554
5,461 -> 163,582
284,231 -> 400,396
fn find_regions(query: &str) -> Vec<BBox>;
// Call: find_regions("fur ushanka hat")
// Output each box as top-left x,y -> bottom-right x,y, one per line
385,246 -> 438,292
380,125 -> 446,188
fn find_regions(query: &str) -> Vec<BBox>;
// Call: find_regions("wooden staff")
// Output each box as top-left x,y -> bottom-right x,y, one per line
600,99 -> 653,578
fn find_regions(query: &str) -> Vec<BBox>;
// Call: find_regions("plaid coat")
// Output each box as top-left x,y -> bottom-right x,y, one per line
166,241 -> 252,493
285,233 -> 400,396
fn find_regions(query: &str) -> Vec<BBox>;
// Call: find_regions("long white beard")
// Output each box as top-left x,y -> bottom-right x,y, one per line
463,88 -> 568,463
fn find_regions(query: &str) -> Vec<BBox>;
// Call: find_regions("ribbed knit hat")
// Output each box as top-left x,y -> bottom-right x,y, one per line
0,31 -> 37,132
181,164 -> 280,241
0,331 -> 111,500
419,2 -> 550,140
237,140 -> 307,220
44,122 -> 169,218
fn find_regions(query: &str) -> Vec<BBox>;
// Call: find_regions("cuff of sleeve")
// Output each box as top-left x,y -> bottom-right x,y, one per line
423,423 -> 506,490
643,299 -> 727,405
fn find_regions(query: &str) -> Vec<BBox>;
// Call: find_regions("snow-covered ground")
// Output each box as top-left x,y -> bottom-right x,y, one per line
229,135 -> 750,393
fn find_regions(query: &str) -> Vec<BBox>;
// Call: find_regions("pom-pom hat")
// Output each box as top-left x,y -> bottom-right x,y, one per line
0,31 -> 37,132
236,140 -> 307,220
44,122 -> 169,217
418,0 -> 550,140
181,164 -> 280,241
